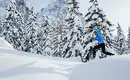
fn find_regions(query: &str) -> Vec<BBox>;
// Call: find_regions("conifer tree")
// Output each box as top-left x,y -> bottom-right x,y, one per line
36,15 -> 53,56
125,27 -> 130,54
61,0 -> 84,58
51,8 -> 69,57
114,23 -> 126,55
83,0 -> 115,60
21,7 -> 38,52
2,0 -> 25,50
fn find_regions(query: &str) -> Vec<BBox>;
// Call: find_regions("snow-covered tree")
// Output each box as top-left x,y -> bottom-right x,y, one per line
0,17 -> 5,36
113,23 -> 126,55
21,7 -> 38,52
127,27 -> 130,49
125,27 -> 130,54
83,0 -> 115,61
51,25 -> 63,57
36,15 -> 54,56
116,23 -> 126,55
51,7 -> 69,57
1,0 -> 25,50
51,20 -> 66,57
15,0 -> 30,23
61,0 -> 84,58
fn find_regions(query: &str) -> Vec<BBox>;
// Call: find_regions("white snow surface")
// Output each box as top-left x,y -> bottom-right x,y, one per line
0,37 -> 14,50
0,45 -> 130,80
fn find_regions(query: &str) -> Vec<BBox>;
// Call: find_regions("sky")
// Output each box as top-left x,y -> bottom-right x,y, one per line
28,0 -> 130,37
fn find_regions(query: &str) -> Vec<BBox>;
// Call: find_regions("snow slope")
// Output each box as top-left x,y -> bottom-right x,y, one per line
0,47 -> 81,80
0,45 -> 130,80
0,37 -> 13,50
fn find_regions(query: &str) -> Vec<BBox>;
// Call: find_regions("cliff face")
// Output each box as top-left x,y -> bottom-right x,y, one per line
40,0 -> 67,18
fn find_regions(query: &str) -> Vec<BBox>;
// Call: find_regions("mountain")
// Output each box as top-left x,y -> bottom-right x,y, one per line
0,0 -> 7,8
0,0 -> 67,23
39,0 -> 67,19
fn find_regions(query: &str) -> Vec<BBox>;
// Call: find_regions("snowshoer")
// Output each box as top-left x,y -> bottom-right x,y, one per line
88,26 -> 114,58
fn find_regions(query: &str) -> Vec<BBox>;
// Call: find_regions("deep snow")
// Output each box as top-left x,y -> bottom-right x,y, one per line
0,38 -> 130,80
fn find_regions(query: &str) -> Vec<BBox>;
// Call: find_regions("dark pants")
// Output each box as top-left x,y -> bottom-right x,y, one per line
93,43 -> 114,57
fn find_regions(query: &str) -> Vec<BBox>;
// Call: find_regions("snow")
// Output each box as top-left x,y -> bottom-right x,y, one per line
0,43 -> 130,80
69,55 -> 130,80
92,14 -> 99,19
0,45 -> 81,80
0,37 -> 14,50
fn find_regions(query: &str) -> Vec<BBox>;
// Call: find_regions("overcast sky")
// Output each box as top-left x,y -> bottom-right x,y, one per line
28,0 -> 130,37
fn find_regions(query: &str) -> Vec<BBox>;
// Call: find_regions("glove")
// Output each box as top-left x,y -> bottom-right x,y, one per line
95,40 -> 99,45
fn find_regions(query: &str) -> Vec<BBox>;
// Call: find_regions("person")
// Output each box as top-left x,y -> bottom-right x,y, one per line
88,26 -> 114,58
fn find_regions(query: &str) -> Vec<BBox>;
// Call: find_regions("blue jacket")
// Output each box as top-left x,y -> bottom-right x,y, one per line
93,26 -> 104,44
